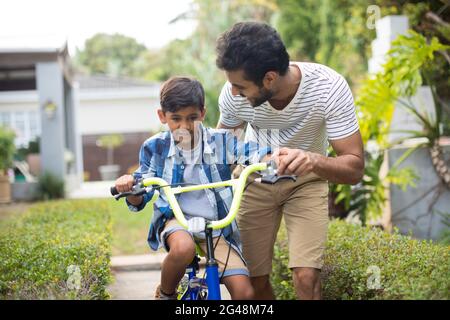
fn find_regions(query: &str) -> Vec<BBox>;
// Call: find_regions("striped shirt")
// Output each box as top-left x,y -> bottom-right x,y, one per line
218,62 -> 360,155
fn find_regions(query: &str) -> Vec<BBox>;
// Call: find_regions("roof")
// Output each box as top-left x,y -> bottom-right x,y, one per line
76,74 -> 160,90
0,35 -> 68,54
0,36 -> 72,83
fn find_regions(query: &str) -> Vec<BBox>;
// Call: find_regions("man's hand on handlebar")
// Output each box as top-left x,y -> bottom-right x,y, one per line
271,147 -> 316,176
256,156 -> 297,184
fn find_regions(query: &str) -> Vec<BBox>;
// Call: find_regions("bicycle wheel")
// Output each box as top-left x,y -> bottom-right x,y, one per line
177,275 -> 209,300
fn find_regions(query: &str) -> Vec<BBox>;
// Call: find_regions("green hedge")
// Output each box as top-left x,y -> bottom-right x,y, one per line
272,220 -> 450,300
0,200 -> 112,299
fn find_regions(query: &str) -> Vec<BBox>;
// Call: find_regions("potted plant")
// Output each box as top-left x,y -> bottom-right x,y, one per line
0,126 -> 16,203
96,134 -> 124,181
26,138 -> 41,177
333,30 -> 449,229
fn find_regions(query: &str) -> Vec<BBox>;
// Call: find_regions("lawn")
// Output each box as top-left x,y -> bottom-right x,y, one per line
0,202 -> 31,226
0,199 -> 111,299
107,198 -> 157,256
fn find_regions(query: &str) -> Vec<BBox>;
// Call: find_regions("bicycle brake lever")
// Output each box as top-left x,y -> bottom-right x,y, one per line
256,174 -> 297,184
113,185 -> 152,200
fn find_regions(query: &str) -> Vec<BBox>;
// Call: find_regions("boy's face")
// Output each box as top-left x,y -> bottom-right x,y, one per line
157,105 -> 206,146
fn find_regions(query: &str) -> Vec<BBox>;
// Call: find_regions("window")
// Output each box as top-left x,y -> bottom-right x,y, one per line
0,111 -> 41,148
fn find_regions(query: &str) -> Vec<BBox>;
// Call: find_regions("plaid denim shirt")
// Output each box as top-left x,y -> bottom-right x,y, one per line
126,124 -> 271,251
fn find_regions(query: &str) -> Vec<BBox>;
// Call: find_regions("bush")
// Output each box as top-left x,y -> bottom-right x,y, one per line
0,126 -> 16,174
0,199 -> 112,299
35,172 -> 65,200
272,220 -> 450,300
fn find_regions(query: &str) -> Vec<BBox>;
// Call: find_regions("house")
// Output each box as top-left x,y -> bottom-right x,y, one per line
0,38 -> 82,198
0,73 -> 162,184
0,39 -> 162,198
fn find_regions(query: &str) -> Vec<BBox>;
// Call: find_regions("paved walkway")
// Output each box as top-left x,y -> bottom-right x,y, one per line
108,253 -> 231,300
69,180 -> 115,199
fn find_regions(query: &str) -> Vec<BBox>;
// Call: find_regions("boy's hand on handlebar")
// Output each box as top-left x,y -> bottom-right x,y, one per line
115,175 -> 135,193
113,175 -> 144,205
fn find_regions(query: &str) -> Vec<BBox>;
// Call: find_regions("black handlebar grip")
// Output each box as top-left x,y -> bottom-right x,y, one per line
110,186 -> 119,196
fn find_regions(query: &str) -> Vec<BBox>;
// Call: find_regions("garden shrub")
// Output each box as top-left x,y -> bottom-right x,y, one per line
272,220 -> 450,300
34,172 -> 65,200
0,199 -> 112,299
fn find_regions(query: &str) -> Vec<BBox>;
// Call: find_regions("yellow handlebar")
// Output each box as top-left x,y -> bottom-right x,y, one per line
141,162 -> 267,230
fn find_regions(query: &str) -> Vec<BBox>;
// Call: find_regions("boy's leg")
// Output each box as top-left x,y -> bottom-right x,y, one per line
222,275 -> 253,300
160,219 -> 196,296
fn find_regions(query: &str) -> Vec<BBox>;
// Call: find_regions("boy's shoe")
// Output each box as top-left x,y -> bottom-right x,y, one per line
154,284 -> 178,300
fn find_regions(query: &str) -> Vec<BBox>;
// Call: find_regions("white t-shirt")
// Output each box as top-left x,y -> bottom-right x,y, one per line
176,140 -> 214,218
218,62 -> 360,155
176,140 -> 221,237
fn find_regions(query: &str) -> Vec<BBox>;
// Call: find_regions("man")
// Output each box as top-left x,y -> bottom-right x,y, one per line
215,21 -> 364,300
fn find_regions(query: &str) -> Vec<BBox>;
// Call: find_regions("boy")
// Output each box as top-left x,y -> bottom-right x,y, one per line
114,76 -> 271,300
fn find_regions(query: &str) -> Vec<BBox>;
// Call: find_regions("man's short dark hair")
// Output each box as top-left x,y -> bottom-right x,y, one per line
216,21 -> 290,86
160,76 -> 205,113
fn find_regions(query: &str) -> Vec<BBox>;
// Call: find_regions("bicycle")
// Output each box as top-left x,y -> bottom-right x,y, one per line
111,161 -> 296,300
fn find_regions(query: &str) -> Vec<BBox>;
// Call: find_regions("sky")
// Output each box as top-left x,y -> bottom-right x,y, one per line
0,0 -> 197,55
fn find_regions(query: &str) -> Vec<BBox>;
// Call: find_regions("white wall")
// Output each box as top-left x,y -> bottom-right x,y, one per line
78,90 -> 161,135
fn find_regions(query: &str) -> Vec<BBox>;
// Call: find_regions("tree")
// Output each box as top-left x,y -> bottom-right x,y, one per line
275,0 -> 450,103
154,0 -> 277,126
275,0 -> 376,87
74,33 -> 147,77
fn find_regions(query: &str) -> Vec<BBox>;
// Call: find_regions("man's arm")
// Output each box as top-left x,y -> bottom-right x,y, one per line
217,82 -> 247,132
274,131 -> 364,185
216,120 -> 246,130
217,120 -> 247,141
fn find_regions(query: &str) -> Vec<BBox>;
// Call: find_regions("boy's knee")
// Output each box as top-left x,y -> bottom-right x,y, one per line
227,278 -> 255,300
168,240 -> 195,263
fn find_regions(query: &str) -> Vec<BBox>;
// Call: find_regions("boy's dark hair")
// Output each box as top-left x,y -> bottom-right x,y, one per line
216,21 -> 290,86
160,76 -> 205,112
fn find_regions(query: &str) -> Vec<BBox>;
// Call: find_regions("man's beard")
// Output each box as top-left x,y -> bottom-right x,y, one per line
249,87 -> 273,108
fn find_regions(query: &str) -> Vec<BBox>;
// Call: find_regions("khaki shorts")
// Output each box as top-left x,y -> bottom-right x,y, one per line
237,169 -> 329,276
160,218 -> 249,278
